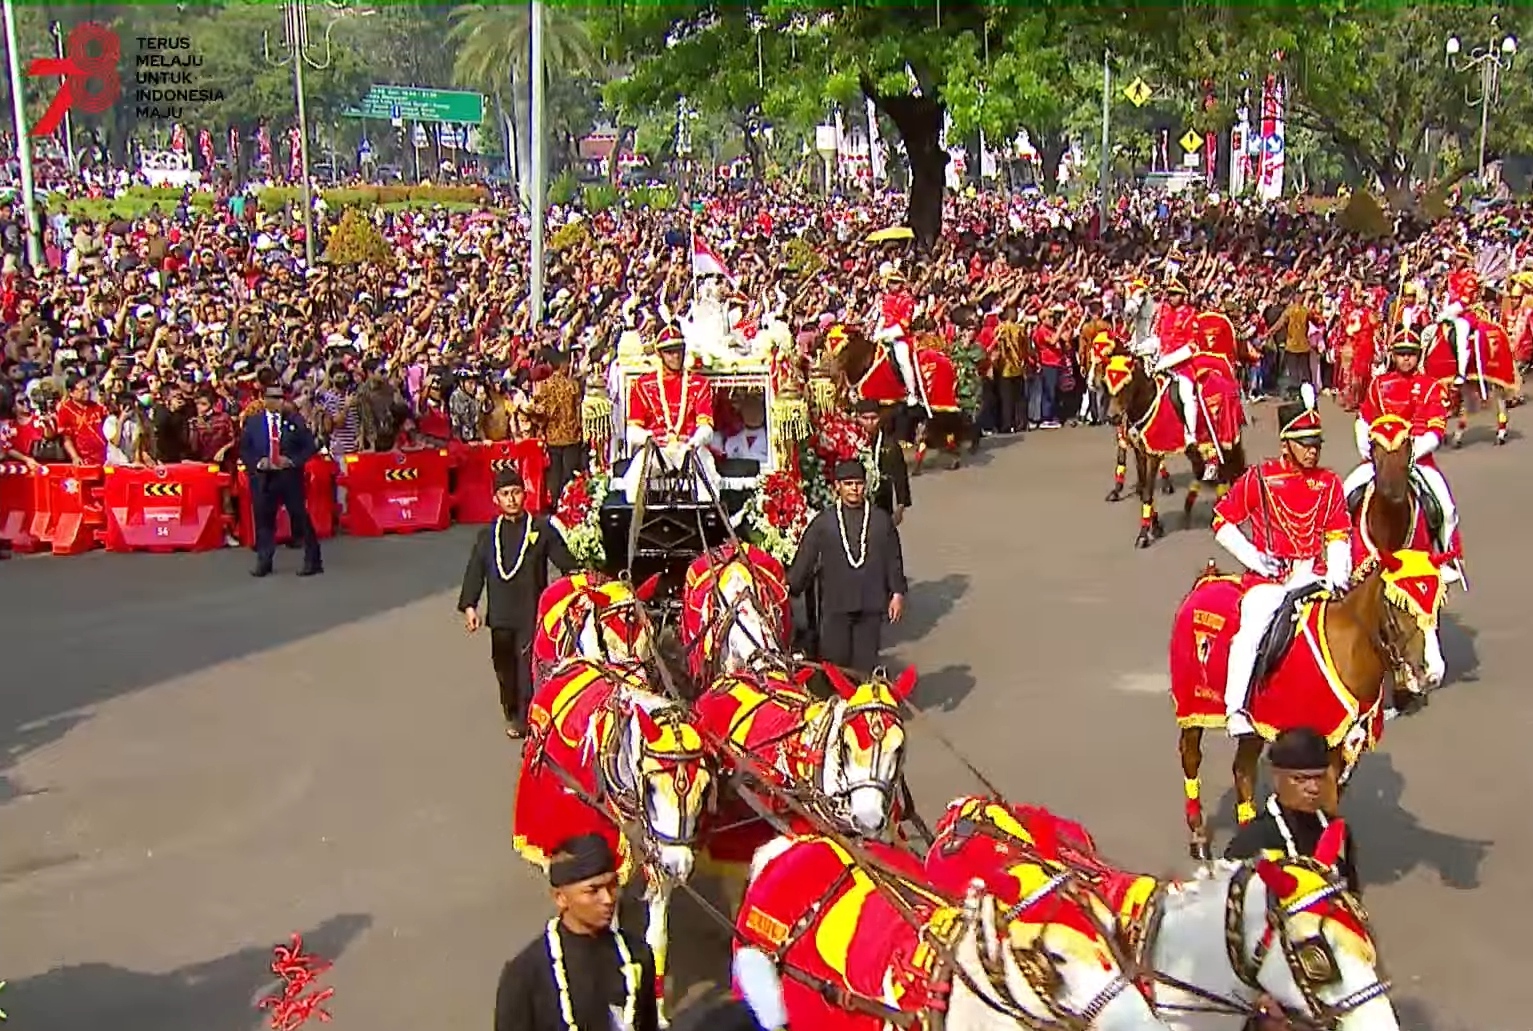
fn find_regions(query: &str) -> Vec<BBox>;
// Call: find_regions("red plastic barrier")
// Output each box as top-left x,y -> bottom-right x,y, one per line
235,459 -> 338,549
451,440 -> 527,524
338,448 -> 452,537
101,463 -> 230,554
0,462 -> 41,552
29,464 -> 105,555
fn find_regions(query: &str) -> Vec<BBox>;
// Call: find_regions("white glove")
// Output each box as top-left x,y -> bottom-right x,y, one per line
687,424 -> 714,450
1325,539 -> 1353,591
1441,301 -> 1464,321
1411,431 -> 1440,461
1354,419 -> 1373,463
626,423 -> 653,448
1215,524 -> 1280,578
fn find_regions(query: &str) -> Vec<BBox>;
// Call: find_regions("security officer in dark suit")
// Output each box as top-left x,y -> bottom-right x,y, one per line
1225,727 -> 1362,895
787,459 -> 908,674
852,398 -> 912,525
458,467 -> 579,738
239,383 -> 322,578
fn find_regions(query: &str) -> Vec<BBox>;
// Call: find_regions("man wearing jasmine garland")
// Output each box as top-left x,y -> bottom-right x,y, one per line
787,458 -> 908,673
457,468 -> 579,739
495,833 -> 659,1031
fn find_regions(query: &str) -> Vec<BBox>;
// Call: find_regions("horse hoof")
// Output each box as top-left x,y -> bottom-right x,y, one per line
1152,517 -> 1166,539
1162,480 -> 1176,495
1189,840 -> 1212,862
1453,436 -> 1464,450
1135,532 -> 1154,549
1105,487 -> 1123,503
1496,434 -> 1508,446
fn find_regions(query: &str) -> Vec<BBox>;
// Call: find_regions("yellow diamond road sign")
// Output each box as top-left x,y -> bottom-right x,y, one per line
1180,129 -> 1203,153
1122,78 -> 1152,107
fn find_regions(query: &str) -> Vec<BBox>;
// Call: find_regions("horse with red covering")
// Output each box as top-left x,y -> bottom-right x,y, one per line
678,542 -> 791,684
530,572 -> 659,681
1168,547 -> 1449,859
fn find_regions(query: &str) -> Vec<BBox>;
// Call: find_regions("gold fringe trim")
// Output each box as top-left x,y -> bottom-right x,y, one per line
808,376 -> 838,415
772,397 -> 811,443
582,394 -> 614,445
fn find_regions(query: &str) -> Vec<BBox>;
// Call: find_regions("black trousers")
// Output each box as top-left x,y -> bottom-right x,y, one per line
546,442 -> 587,506
818,610 -> 884,675
996,374 -> 1025,433
490,627 -> 531,723
250,470 -> 321,571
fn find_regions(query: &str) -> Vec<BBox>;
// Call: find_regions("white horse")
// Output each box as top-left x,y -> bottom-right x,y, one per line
1140,847 -> 1398,1031
514,667 -> 713,1027
741,834 -> 1177,1031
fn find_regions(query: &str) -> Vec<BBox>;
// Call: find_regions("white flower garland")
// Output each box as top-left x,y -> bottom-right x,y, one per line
1267,794 -> 1328,859
493,515 -> 534,580
546,917 -> 638,1031
837,500 -> 871,569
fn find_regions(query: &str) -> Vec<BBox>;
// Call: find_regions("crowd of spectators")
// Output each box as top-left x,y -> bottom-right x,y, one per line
3,173 -> 1531,518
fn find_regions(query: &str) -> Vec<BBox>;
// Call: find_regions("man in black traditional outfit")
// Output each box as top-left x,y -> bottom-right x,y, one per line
1225,727 -> 1362,895
787,459 -> 908,674
852,398 -> 912,525
495,833 -> 659,1031
458,467 -> 578,738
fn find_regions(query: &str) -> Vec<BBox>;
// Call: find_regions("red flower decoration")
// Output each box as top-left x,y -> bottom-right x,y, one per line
258,935 -> 335,1031
557,472 -> 595,526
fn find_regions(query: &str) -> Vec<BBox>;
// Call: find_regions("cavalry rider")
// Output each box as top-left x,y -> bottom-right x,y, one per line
1349,329 -> 1461,579
1436,253 -> 1481,384
870,267 -> 924,410
621,325 -> 717,500
1212,391 -> 1352,737
1138,277 -> 1224,480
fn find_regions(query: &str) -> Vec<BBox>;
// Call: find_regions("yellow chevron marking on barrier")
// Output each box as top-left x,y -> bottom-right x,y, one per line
384,468 -> 420,482
143,482 -> 184,498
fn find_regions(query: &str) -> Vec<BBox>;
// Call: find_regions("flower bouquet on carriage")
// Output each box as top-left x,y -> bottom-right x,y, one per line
551,470 -> 608,568
740,470 -> 811,564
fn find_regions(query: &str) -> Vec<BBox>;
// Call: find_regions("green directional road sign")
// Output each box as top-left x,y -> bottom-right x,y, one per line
343,85 -> 485,125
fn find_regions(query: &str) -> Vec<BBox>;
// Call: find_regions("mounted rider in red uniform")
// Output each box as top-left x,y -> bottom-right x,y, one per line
870,268 -> 923,411
1346,328 -> 1461,581
1211,389 -> 1352,737
1136,277 -> 1239,481
1434,255 -> 1480,385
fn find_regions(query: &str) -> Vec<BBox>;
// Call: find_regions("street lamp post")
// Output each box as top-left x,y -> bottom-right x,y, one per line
1446,28 -> 1518,184
2,0 -> 43,268
266,0 -> 371,268
530,0 -> 547,325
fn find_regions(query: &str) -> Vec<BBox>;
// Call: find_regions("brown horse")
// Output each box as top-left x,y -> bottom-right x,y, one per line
1102,355 -> 1247,549
1347,415 -> 1447,709
826,326 -> 977,473
1168,547 -> 1448,858
1103,423 -> 1174,503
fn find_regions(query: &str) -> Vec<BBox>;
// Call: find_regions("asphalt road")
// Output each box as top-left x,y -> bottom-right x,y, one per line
0,398 -> 1526,1030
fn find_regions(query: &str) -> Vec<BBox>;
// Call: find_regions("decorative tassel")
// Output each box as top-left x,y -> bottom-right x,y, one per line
582,369 -> 613,446
1235,800 -> 1258,825
808,375 -> 838,415
257,934 -> 335,1031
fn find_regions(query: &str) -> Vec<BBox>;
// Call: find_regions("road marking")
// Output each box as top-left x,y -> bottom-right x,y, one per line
1113,672 -> 1171,695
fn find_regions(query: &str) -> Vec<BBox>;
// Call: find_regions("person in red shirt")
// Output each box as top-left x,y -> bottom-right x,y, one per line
55,374 -> 108,466
1028,304 -> 1066,429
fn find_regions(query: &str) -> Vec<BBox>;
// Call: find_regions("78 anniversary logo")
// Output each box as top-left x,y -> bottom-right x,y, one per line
25,23 -> 221,136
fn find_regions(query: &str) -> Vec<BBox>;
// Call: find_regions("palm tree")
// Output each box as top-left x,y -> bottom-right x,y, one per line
449,3 -> 601,201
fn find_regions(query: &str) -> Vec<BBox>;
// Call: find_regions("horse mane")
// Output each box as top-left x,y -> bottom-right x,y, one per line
830,327 -> 877,383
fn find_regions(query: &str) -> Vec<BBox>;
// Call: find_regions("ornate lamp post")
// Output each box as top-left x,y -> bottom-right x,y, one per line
1445,26 -> 1518,184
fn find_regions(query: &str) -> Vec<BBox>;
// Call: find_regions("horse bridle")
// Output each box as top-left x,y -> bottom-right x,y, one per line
597,695 -> 711,850
819,693 -> 908,820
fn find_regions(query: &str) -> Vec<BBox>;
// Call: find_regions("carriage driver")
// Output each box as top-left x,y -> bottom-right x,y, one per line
1347,328 -> 1460,580
620,325 -> 718,501
1212,391 -> 1352,737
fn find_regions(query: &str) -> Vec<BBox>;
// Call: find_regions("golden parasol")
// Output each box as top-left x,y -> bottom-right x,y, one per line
866,226 -> 914,243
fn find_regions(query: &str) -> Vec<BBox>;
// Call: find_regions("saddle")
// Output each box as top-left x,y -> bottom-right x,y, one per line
1250,582 -> 1330,695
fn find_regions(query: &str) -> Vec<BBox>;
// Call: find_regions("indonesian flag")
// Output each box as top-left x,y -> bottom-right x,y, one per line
198,128 -> 214,170
170,123 -> 188,153
692,234 -> 735,284
256,123 -> 272,170
288,125 -> 302,181
227,126 -> 239,164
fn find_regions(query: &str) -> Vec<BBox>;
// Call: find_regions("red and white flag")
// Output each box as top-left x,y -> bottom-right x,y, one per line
198,128 -> 214,170
170,123 -> 188,153
692,234 -> 735,284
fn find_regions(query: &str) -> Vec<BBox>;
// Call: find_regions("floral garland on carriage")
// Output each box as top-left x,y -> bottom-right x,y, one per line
552,471 -> 608,567
740,470 -> 811,563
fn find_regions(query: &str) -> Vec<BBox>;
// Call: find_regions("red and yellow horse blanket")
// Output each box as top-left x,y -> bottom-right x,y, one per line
1349,483 -> 1432,570
737,836 -> 950,1031
1425,313 -> 1517,392
1168,572 -> 1381,747
926,798 -> 1159,945
513,658 -> 650,884
1138,355 -> 1244,459
680,544 -> 790,681
852,346 -> 960,411
531,573 -> 647,676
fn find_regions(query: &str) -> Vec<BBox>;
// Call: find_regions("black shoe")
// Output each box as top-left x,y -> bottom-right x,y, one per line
297,565 -> 324,577
251,565 -> 273,578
